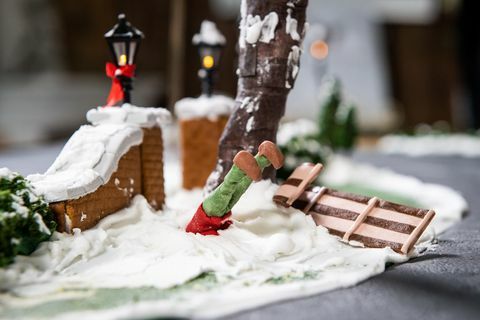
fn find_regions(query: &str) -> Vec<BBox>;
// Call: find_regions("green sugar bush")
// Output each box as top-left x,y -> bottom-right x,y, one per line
277,78 -> 358,180
0,168 -> 56,267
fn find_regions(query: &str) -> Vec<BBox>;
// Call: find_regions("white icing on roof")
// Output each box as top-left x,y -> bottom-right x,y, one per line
28,124 -> 143,202
86,104 -> 171,128
192,20 -> 226,46
175,95 -> 235,121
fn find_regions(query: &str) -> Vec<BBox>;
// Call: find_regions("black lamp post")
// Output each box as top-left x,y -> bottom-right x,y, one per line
195,41 -> 224,97
104,13 -> 144,104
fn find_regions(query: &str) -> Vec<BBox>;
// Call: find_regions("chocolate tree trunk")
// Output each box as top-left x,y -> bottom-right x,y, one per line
206,0 -> 308,191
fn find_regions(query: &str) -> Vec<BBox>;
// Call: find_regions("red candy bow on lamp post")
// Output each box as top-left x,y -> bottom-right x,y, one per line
104,13 -> 144,107
105,62 -> 136,106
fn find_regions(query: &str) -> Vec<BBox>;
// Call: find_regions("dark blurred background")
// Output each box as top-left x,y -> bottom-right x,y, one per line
0,0 -> 477,147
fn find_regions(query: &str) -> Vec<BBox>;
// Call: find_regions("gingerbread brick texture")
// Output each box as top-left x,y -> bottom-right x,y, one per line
180,116 -> 228,189
175,95 -> 235,189
29,104 -> 171,233
273,163 -> 435,254
50,146 -> 142,232
141,127 -> 165,208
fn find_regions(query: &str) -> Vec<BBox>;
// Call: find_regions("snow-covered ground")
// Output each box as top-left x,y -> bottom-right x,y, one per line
0,156 -> 466,320
377,134 -> 480,158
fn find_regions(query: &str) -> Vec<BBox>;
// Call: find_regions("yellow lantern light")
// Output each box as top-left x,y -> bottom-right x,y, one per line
203,55 -> 215,69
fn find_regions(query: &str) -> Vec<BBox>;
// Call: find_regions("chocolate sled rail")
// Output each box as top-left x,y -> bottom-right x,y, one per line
273,163 -> 435,254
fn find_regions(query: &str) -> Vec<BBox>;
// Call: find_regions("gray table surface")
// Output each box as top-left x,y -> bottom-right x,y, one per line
1,146 -> 479,320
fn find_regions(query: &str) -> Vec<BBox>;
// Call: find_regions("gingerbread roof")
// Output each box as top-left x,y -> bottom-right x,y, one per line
28,124 -> 142,202
28,104 -> 171,203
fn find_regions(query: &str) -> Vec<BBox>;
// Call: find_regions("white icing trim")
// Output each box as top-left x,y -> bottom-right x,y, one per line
286,8 -> 301,41
87,104 -> 171,128
175,95 -> 235,121
239,8 -> 279,48
28,124 -> 143,202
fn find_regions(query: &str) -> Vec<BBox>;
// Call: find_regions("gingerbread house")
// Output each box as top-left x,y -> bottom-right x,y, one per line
28,104 -> 171,233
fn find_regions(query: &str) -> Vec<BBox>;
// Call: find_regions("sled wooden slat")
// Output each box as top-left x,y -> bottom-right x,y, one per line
273,163 -> 436,254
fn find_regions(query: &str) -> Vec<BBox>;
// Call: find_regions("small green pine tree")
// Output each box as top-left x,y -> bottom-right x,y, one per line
277,78 -> 358,180
0,169 -> 56,267
335,105 -> 357,149
318,80 -> 342,147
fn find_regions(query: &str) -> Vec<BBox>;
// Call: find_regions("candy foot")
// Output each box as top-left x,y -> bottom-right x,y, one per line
233,150 -> 261,181
186,204 -> 232,235
258,140 -> 284,169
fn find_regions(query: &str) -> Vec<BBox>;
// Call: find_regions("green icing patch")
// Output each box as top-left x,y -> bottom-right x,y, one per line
1,272 -> 217,319
265,271 -> 320,285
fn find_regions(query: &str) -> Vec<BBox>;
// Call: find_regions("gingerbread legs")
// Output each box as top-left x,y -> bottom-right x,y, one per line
186,141 -> 284,235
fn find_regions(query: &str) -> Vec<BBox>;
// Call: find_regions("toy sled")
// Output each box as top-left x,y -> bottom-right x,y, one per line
273,163 -> 435,254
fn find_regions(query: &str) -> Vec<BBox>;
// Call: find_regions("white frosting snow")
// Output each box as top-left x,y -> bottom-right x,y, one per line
0,167 -> 16,179
377,134 -> 480,158
286,45 -> 301,88
239,0 -> 279,48
0,164 -> 465,319
175,94 -> 235,121
286,8 -> 301,41
192,20 -> 226,46
277,118 -> 318,145
28,124 -> 143,202
86,104 -> 171,128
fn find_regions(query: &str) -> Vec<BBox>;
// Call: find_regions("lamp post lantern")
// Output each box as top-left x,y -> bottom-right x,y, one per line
104,13 -> 144,105
193,21 -> 225,97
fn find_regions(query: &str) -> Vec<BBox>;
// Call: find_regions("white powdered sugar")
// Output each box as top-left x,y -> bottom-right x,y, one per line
192,20 -> 226,46
28,124 -> 143,202
175,95 -> 235,121
86,103 -> 171,128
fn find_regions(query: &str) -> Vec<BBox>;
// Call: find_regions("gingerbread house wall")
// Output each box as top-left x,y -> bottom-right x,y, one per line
50,127 -> 165,233
180,116 -> 228,189
140,127 -> 165,209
